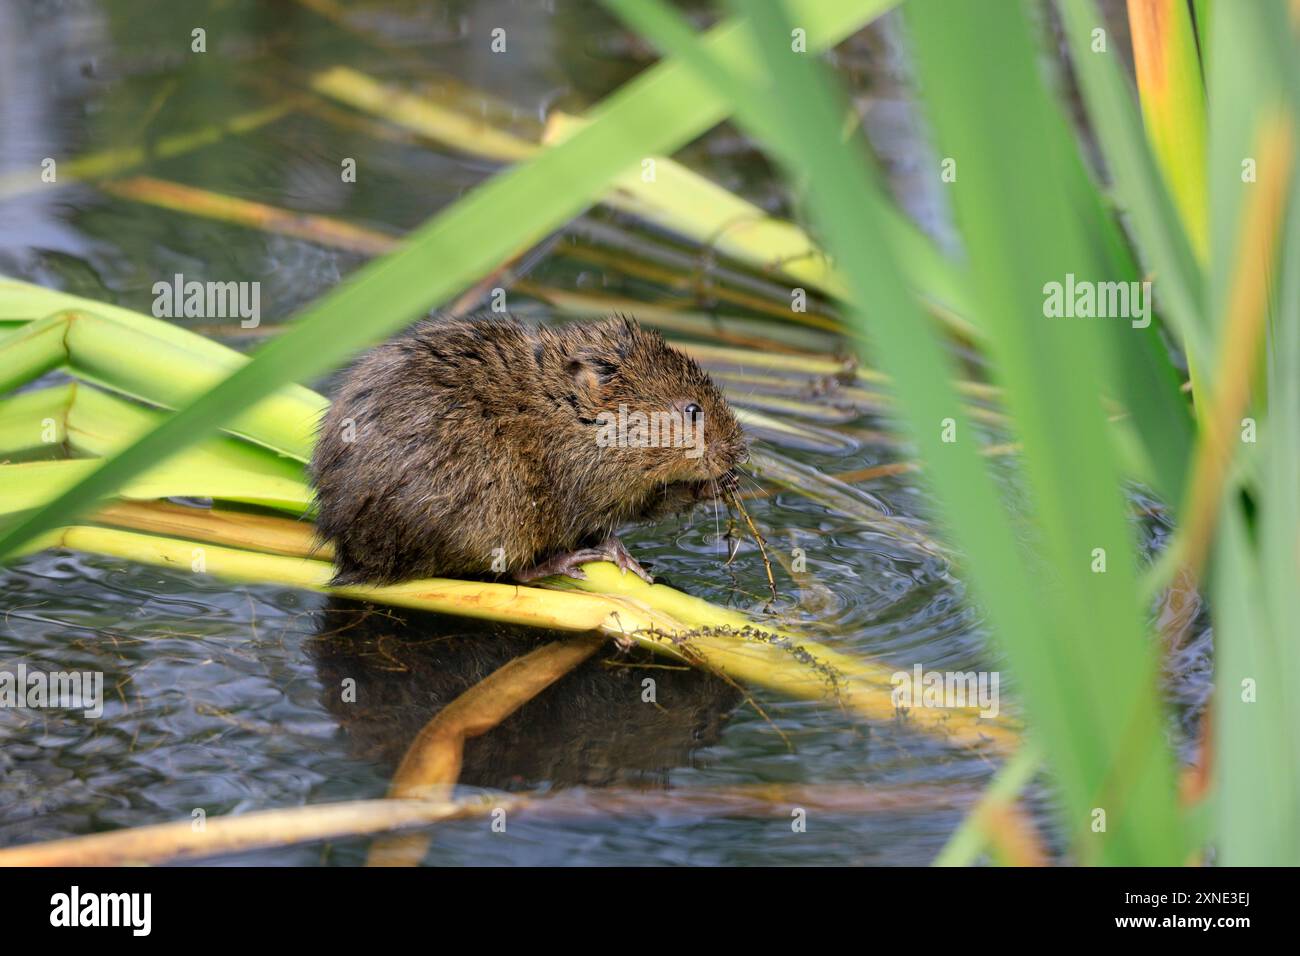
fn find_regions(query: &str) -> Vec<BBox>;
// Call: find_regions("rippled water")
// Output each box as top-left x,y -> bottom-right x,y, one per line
0,0 -> 1209,865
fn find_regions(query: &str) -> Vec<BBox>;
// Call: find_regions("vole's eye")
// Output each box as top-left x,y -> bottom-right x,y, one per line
683,402 -> 703,422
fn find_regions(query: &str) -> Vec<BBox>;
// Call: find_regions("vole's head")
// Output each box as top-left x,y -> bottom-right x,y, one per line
564,316 -> 747,492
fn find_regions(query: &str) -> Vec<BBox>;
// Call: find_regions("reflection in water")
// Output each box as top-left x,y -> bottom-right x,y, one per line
308,599 -> 741,791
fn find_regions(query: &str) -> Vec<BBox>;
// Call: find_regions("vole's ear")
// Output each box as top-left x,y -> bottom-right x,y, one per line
567,355 -> 602,402
567,351 -> 619,398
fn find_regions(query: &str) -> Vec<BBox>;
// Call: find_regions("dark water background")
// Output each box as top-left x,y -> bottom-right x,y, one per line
0,0 -> 1210,865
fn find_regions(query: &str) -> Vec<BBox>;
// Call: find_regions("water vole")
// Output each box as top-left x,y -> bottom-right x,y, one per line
310,314 -> 747,585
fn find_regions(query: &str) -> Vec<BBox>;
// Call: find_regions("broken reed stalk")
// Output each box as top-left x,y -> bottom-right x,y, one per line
0,100 -> 297,201
310,66 -> 540,164
96,499 -> 327,560
727,490 -> 779,608
26,523 -> 694,643
0,797 -> 513,867
1,458 -> 311,517
0,780 -> 985,866
563,563 -> 1021,754
101,176 -> 401,256
387,636 -> 606,800
0,289 -> 328,462
367,635 -> 605,866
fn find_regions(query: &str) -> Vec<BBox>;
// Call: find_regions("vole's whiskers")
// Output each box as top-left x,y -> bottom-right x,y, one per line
709,474 -> 723,556
733,470 -> 767,502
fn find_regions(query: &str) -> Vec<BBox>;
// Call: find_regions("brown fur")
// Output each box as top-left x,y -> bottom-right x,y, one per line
310,314 -> 746,584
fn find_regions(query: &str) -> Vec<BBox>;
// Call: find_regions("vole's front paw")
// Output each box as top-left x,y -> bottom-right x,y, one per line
599,536 -> 654,584
514,539 -> 653,585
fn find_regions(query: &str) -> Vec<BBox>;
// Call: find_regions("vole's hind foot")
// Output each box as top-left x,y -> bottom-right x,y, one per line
513,537 -> 654,585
